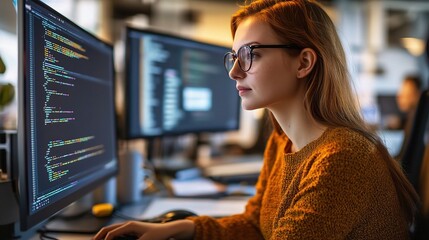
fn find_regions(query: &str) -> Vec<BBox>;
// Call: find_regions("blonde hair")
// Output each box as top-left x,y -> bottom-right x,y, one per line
231,0 -> 419,224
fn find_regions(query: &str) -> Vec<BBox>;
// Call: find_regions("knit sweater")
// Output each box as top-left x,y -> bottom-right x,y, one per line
190,127 -> 409,239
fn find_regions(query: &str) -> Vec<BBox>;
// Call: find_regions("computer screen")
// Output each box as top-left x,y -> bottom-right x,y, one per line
377,94 -> 402,117
121,27 -> 240,139
17,0 -> 118,230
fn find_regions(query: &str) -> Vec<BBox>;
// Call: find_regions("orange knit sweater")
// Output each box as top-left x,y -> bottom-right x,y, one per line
190,127 -> 409,239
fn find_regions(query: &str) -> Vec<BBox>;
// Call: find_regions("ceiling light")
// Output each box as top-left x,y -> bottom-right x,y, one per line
401,37 -> 425,56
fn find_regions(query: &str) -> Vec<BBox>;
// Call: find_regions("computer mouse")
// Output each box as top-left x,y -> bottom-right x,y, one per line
146,209 -> 198,223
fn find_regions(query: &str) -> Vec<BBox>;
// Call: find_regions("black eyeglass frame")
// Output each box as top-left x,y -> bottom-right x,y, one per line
224,44 -> 303,73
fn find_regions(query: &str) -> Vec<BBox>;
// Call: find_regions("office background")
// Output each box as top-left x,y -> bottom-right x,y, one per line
1,0 -> 429,239
1,0 -> 428,151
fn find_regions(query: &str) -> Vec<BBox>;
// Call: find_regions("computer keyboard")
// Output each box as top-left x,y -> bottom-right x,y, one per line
203,154 -> 263,183
204,160 -> 263,176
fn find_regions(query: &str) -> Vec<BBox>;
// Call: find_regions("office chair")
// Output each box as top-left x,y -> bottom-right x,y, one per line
401,89 -> 429,190
399,89 -> 429,240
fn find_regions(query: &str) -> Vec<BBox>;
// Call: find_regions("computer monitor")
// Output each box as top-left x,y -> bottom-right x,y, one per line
121,27 -> 240,139
17,0 -> 118,230
377,94 -> 402,117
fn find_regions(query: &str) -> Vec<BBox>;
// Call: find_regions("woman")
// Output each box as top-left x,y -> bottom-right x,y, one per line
95,0 -> 419,239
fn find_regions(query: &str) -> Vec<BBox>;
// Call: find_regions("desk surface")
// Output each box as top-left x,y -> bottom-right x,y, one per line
29,197 -> 152,240
27,154 -> 259,239
29,196 -> 250,240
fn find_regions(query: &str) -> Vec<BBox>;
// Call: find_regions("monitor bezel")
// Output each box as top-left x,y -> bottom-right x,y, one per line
121,26 -> 241,139
17,0 -> 118,230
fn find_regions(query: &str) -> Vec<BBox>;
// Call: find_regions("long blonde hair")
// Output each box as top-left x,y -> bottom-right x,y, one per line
231,0 -> 419,224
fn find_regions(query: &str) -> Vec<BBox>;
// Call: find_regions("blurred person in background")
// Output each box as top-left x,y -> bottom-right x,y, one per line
395,75 -> 422,161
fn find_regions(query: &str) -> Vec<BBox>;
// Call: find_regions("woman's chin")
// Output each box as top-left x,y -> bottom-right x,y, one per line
241,102 -> 261,111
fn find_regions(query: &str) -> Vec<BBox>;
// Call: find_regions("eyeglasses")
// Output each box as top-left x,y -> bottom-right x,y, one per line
224,44 -> 302,73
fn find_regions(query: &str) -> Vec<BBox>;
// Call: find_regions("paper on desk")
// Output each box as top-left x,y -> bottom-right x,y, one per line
169,178 -> 225,197
140,197 -> 250,218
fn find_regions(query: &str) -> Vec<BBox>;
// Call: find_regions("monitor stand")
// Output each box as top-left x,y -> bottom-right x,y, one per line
146,135 -> 202,177
42,193 -> 111,235
42,212 -> 113,235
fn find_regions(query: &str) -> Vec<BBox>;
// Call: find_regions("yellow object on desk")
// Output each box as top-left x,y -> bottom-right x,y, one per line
92,203 -> 114,217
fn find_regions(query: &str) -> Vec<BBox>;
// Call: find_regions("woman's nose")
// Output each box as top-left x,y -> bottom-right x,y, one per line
228,60 -> 245,80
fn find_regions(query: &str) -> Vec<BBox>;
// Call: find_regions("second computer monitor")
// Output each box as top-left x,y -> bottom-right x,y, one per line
122,27 -> 240,139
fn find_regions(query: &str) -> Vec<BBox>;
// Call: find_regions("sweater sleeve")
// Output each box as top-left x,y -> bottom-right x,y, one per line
270,145 -> 379,239
190,132 -> 280,240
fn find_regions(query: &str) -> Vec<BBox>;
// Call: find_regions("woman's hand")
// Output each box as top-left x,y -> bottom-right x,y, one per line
93,219 -> 195,240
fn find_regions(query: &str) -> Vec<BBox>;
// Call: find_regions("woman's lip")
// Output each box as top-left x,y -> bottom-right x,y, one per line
237,86 -> 251,91
238,89 -> 250,96
237,86 -> 252,95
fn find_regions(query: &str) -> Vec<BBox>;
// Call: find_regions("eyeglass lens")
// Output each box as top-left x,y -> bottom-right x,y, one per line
224,46 -> 252,73
238,46 -> 251,71
224,53 -> 235,73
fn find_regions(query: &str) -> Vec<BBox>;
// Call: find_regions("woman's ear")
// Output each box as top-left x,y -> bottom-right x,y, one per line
296,48 -> 317,79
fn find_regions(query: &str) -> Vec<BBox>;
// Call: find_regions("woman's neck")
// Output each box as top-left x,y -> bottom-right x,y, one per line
270,105 -> 327,152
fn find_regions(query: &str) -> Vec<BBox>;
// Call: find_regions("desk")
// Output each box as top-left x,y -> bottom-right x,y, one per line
28,197 -> 152,240
26,154 -> 260,239
29,196 -> 250,240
